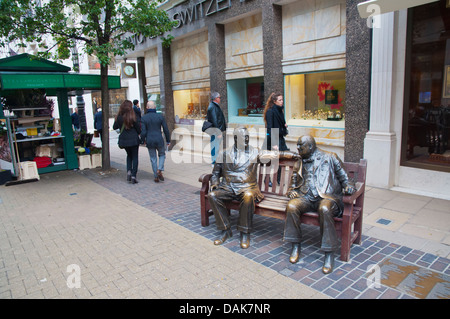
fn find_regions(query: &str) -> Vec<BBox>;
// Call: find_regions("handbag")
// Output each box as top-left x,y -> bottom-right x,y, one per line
118,124 -> 125,149
202,120 -> 213,133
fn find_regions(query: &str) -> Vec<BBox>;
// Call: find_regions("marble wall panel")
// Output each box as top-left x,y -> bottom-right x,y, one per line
144,48 -> 160,92
224,13 -> 263,80
282,0 -> 346,74
171,31 -> 210,89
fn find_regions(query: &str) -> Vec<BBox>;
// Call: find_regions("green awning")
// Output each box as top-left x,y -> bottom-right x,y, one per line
0,72 -> 121,90
0,53 -> 121,91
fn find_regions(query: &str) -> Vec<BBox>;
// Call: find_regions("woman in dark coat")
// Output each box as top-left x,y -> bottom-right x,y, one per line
263,92 -> 289,152
263,92 -> 289,185
113,100 -> 141,184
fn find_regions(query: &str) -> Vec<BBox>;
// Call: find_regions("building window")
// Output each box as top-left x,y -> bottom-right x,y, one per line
91,88 -> 126,118
284,70 -> 345,128
173,88 -> 210,124
402,0 -> 450,172
227,77 -> 264,125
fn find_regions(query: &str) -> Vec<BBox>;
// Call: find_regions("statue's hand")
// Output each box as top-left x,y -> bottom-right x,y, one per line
343,184 -> 356,195
288,190 -> 300,199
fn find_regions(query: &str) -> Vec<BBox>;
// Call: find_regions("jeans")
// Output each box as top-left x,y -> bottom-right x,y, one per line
124,145 -> 139,177
147,145 -> 166,178
210,134 -> 223,164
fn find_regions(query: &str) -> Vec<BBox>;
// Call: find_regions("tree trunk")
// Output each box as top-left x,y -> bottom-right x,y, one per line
100,64 -> 111,170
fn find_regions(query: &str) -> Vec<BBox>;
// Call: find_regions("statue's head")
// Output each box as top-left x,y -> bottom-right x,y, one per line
233,126 -> 250,150
297,135 -> 316,159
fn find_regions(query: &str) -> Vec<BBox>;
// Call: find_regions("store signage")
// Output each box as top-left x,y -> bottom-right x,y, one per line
172,0 -> 250,28
126,0 -> 250,46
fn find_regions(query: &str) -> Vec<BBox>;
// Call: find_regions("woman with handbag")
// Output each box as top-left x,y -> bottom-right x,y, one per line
113,100 -> 141,184
263,92 -> 289,185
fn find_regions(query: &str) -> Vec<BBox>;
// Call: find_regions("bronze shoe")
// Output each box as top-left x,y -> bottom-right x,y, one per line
322,252 -> 335,274
289,243 -> 301,264
157,170 -> 164,181
214,229 -> 232,245
240,232 -> 250,249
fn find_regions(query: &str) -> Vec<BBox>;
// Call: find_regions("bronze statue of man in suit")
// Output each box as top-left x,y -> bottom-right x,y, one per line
208,126 -> 297,249
284,135 -> 355,274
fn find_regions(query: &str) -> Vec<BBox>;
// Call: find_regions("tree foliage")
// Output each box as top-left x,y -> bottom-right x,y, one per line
0,0 -> 176,169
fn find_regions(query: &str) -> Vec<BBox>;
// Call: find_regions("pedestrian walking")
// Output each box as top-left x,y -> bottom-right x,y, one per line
140,100 -> 171,183
263,92 -> 290,185
206,91 -> 226,165
113,100 -> 141,184
94,107 -> 103,140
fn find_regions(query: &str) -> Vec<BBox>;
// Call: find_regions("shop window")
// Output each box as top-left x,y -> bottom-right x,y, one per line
173,88 -> 210,124
227,77 -> 264,125
91,88 -> 127,118
402,0 -> 450,172
285,70 -> 345,129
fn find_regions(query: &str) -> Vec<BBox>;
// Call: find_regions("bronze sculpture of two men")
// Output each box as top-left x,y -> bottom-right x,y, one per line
207,127 -> 355,274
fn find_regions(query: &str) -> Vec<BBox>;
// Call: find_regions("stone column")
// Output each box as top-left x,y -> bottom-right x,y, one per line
207,23 -> 227,120
363,12 -> 397,188
344,0 -> 372,163
158,42 -> 175,138
262,2 -> 283,100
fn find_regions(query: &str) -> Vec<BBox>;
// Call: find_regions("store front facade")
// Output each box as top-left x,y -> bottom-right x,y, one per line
124,0 -> 351,158
363,0 -> 450,199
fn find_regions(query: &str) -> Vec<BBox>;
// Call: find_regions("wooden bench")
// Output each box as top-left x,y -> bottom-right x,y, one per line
199,158 -> 367,262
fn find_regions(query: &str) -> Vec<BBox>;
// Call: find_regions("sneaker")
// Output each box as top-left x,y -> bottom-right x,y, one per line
131,177 -> 138,184
127,170 -> 131,182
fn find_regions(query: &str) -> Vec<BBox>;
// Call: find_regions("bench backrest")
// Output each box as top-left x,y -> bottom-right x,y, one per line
257,158 -> 367,196
258,159 -> 297,195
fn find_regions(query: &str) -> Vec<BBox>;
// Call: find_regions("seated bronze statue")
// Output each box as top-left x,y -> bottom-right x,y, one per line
284,135 -> 356,274
208,126 -> 297,249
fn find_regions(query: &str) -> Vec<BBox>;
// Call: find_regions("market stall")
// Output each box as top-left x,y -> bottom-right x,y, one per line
0,54 -> 120,181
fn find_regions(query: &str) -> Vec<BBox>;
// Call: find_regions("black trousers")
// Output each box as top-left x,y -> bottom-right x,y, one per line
207,189 -> 256,234
283,195 -> 340,252
124,145 -> 139,178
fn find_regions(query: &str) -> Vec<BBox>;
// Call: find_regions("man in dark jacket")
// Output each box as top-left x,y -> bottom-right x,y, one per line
283,135 -> 356,274
94,107 -> 103,140
140,101 -> 171,183
206,91 -> 226,165
132,99 -> 142,123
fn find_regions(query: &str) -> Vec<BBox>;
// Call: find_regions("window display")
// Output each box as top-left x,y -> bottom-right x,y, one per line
227,77 -> 264,124
285,70 -> 345,128
173,88 -> 210,124
402,0 -> 450,172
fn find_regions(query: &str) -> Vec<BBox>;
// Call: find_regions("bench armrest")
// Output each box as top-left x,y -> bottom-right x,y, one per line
343,182 -> 364,205
199,173 -> 212,195
199,173 -> 212,184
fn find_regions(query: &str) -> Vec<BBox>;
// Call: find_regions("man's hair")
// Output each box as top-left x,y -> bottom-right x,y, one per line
147,101 -> 156,109
210,91 -> 220,101
133,99 -> 139,106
